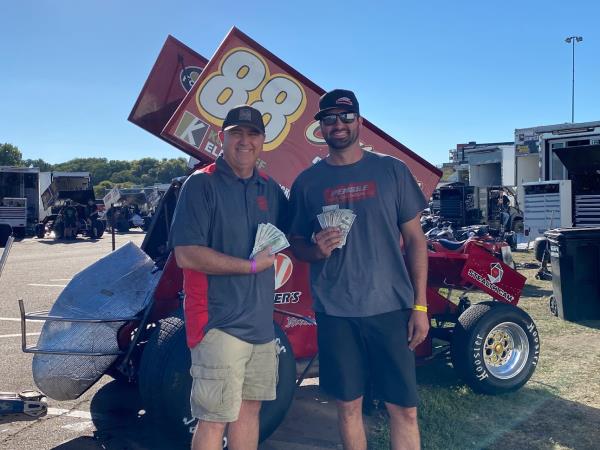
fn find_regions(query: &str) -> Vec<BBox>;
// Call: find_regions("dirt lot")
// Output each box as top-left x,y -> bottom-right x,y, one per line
371,249 -> 600,450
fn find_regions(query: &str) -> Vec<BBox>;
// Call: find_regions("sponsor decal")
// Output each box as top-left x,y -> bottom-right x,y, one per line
324,181 -> 376,203
256,196 -> 268,211
527,322 -> 540,366
194,47 -> 307,152
201,129 -> 222,158
285,316 -> 313,328
180,66 -> 203,92
487,262 -> 504,284
274,253 -> 293,289
305,121 -> 325,146
274,291 -> 302,304
174,111 -> 209,148
473,333 -> 489,381
467,268 -> 515,303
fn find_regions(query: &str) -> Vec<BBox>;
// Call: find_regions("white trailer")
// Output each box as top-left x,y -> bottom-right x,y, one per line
515,121 -> 600,237
0,167 -> 40,237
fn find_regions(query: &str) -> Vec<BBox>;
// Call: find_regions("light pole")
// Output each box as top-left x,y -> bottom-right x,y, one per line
565,35 -> 583,123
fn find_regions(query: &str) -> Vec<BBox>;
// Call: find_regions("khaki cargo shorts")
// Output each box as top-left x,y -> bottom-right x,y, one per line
190,328 -> 278,422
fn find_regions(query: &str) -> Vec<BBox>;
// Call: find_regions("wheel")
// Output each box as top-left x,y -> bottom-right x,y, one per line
96,220 -> 106,238
0,224 -> 12,247
117,222 -> 130,233
533,237 -> 548,263
13,227 -> 26,239
35,223 -> 46,239
451,302 -> 540,394
549,296 -> 559,317
138,313 -> 296,443
89,219 -> 104,239
54,222 -> 64,240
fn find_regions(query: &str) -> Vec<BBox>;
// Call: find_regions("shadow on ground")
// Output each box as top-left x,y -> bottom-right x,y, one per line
521,283 -> 553,298
52,380 -> 345,450
485,395 -> 600,450
36,238 -> 94,245
52,381 -> 188,450
396,357 -> 600,450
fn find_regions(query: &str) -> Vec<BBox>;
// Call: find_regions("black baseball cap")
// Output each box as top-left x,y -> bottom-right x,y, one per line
314,89 -> 360,120
222,105 -> 265,133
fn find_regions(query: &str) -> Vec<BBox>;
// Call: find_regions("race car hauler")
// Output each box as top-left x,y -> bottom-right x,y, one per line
38,171 -> 92,221
0,167 -> 40,237
515,121 -> 600,239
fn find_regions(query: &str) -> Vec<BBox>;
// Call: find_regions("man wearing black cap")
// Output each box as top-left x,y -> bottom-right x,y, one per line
289,90 -> 429,450
169,105 -> 288,450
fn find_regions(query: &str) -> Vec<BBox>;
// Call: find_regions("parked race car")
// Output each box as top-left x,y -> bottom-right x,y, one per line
19,29 -> 540,445
36,191 -> 105,240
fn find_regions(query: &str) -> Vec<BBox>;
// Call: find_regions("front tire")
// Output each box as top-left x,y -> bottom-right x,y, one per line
451,302 -> 540,394
533,237 -> 549,263
138,314 -> 296,443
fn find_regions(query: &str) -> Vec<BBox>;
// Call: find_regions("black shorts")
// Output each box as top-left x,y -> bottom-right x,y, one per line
316,309 -> 418,407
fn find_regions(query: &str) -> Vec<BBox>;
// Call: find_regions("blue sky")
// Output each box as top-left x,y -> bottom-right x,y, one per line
1,0 -> 598,166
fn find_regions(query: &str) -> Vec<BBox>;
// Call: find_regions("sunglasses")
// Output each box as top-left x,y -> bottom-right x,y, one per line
320,112 -> 357,126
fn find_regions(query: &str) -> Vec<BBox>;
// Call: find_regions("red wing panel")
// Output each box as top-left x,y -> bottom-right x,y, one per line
460,245 -> 526,304
161,27 -> 441,197
128,35 -> 208,147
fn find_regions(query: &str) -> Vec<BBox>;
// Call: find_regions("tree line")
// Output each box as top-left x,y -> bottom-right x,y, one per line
1,143 -> 188,198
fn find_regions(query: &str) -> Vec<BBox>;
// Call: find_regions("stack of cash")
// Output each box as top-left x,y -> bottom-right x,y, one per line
250,223 -> 290,258
317,205 -> 356,248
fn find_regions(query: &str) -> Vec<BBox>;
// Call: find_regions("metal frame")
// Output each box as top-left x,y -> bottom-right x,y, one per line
18,298 -> 153,359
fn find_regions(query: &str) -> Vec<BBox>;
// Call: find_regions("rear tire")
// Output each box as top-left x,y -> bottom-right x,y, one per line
533,237 -> 548,263
451,302 -> 540,394
54,222 -> 64,240
0,224 -> 12,247
35,223 -> 45,239
138,313 -> 295,443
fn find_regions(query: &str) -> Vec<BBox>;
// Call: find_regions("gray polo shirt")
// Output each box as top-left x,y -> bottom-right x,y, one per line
289,151 -> 427,317
168,156 -> 288,344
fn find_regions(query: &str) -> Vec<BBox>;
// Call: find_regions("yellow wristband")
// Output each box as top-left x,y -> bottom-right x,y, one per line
413,305 -> 428,313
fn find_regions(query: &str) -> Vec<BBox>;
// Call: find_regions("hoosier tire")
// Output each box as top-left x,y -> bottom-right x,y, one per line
138,313 -> 296,443
451,302 -> 540,395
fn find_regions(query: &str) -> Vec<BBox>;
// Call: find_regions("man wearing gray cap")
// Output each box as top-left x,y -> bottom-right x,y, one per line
289,89 -> 429,450
169,105 -> 289,450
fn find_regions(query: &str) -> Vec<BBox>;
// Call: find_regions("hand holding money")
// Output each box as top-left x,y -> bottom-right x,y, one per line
316,206 -> 356,249
313,227 -> 342,259
252,246 -> 276,272
250,223 -> 290,259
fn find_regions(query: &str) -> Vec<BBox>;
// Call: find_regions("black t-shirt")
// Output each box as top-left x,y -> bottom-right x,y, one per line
168,156 -> 288,344
289,151 -> 427,317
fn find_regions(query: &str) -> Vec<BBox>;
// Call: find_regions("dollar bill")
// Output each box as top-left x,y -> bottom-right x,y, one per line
250,223 -> 289,258
315,208 -> 356,248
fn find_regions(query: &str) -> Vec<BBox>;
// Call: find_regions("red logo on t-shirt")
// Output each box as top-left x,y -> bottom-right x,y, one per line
324,181 -> 376,203
257,196 -> 268,211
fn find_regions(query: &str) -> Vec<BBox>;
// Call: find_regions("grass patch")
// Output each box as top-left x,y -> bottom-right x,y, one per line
369,250 -> 600,450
